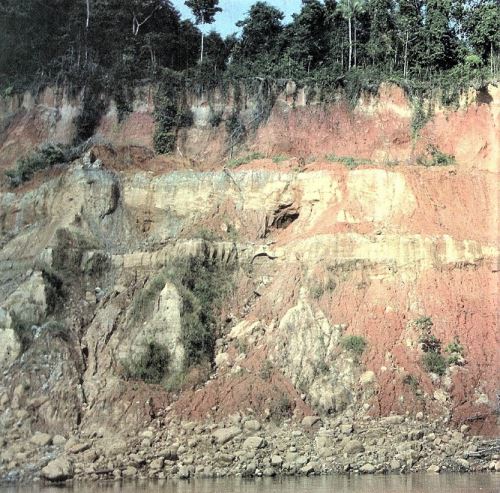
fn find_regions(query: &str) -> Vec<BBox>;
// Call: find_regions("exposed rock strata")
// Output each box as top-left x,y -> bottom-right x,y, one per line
0,83 -> 498,484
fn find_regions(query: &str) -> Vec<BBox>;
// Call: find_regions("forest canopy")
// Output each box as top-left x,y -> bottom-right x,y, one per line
0,0 -> 498,96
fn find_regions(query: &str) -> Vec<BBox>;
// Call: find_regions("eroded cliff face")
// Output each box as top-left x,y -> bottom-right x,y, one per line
0,82 -> 498,454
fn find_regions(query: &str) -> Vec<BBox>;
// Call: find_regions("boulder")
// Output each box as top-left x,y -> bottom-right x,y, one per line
67,442 -> 91,454
244,419 -> 261,432
343,439 -> 365,454
302,416 -> 321,427
31,432 -> 53,447
340,423 -> 353,435
360,463 -> 376,474
271,455 -> 283,466
52,435 -> 67,446
382,415 -> 405,425
243,436 -> 265,449
212,426 -> 241,445
41,457 -> 73,482
149,458 -> 164,471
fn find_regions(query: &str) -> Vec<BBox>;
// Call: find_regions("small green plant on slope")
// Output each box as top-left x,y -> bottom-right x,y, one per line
340,335 -> 367,356
226,152 -> 265,169
411,97 -> 432,139
272,155 -> 288,163
421,351 -> 447,376
445,337 -> 465,366
417,144 -> 455,167
415,316 -> 449,376
325,154 -> 371,168
403,374 -> 420,393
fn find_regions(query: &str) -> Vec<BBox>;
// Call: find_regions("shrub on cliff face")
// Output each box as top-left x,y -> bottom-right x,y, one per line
5,143 -> 68,187
174,255 -> 234,369
124,341 -> 171,384
130,254 -> 235,381
421,351 -> 447,376
340,335 -> 367,356
414,315 -> 458,376
153,73 -> 193,155
417,145 -> 456,167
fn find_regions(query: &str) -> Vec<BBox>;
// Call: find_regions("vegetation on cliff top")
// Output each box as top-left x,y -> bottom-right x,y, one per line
0,1 -> 498,99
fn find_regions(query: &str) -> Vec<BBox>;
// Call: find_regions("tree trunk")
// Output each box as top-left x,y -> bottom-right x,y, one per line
348,16 -> 352,70
353,18 -> 357,67
341,38 -> 344,69
200,24 -> 205,63
403,30 -> 409,78
491,42 -> 494,76
85,0 -> 90,63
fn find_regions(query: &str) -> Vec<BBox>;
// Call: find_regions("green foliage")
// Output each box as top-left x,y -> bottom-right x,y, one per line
326,154 -> 371,168
447,353 -> 462,366
445,340 -> 464,356
272,155 -> 288,164
235,338 -> 248,355
153,73 -> 193,154
445,337 -> 465,366
269,393 -> 293,421
74,79 -> 106,143
185,0 -> 222,25
131,255 -> 234,372
171,255 -> 234,369
311,276 -> 336,300
124,341 -> 171,384
340,335 -> 367,356
414,316 -> 433,332
403,373 -> 420,393
235,2 -> 284,61
226,152 -> 265,169
163,371 -> 187,392
421,351 -> 447,376
5,143 -> 70,187
209,109 -> 223,127
10,314 -> 34,353
225,112 -> 246,152
41,268 -> 65,314
411,98 -> 432,139
310,284 -> 324,300
415,315 -> 450,375
316,360 -> 329,375
417,145 -> 456,167
419,333 -> 442,354
131,270 -> 169,323
1,0 -> 498,152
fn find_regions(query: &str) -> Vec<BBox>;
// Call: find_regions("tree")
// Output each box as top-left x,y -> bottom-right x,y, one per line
396,0 -> 425,77
184,0 -> 222,62
366,0 -> 397,70
420,0 -> 458,72
235,2 -> 284,59
461,0 -> 500,75
288,0 -> 329,73
338,0 -> 365,69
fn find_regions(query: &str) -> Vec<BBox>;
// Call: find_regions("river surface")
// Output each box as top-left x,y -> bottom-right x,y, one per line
1,474 -> 499,493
